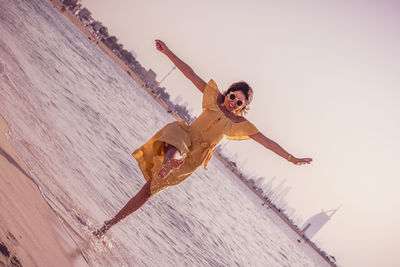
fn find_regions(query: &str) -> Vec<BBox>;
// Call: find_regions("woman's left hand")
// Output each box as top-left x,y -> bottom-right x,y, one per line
291,157 -> 313,165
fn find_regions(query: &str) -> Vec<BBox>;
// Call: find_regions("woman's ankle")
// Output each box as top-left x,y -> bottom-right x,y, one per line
93,220 -> 112,238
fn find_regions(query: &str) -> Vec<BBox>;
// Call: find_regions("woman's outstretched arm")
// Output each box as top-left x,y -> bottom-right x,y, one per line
155,39 -> 206,93
249,132 -> 312,165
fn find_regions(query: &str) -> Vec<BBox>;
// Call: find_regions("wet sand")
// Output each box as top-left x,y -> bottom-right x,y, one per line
0,115 -> 87,266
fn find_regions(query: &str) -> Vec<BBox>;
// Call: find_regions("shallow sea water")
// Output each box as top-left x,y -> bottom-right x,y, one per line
0,0 -> 329,266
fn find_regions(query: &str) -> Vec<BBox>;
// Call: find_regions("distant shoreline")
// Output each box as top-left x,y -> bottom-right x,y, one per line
215,151 -> 334,263
47,1 -> 335,265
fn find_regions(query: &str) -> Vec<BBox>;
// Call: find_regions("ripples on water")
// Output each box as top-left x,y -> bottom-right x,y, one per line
0,0 -> 329,266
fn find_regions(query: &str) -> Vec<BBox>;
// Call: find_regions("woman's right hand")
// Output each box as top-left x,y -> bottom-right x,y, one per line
154,39 -> 207,93
155,39 -> 170,55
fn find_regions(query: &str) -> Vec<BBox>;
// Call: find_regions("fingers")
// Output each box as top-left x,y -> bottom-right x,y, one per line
295,158 -> 313,165
155,40 -> 162,50
155,40 -> 163,51
155,39 -> 166,51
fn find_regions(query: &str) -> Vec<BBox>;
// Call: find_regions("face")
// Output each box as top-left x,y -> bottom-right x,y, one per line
225,90 -> 246,113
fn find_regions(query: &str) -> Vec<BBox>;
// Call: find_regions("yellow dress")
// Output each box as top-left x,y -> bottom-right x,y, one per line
132,79 -> 259,195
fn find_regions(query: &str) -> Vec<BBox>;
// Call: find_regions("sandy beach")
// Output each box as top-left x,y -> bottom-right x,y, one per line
0,115 -> 86,266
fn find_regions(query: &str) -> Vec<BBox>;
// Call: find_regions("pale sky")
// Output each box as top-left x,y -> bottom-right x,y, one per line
82,1 -> 400,266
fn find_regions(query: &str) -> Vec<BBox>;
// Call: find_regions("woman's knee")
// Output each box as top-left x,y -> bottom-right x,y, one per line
163,143 -> 179,154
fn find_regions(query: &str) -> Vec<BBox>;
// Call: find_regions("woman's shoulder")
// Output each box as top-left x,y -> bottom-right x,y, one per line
226,118 -> 259,140
202,79 -> 221,111
205,79 -> 218,89
203,79 -> 220,96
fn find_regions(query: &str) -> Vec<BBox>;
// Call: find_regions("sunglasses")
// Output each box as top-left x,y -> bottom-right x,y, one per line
227,92 -> 245,107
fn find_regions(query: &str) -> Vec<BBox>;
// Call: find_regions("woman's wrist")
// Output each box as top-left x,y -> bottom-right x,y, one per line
164,48 -> 173,57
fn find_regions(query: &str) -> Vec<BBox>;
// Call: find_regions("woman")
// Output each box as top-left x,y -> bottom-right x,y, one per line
94,40 -> 312,237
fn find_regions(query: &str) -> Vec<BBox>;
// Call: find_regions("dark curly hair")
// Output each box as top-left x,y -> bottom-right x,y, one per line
225,81 -> 253,105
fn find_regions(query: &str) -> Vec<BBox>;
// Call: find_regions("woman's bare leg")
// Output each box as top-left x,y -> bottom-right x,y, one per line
93,179 -> 152,237
158,144 -> 185,178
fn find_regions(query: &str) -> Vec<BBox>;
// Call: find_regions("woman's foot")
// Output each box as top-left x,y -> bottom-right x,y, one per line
158,158 -> 184,179
93,220 -> 112,238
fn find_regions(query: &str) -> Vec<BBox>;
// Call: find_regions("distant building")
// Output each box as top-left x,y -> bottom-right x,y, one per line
187,107 -> 194,116
146,69 -> 156,82
254,177 -> 264,188
91,21 -> 103,32
264,176 -> 277,196
72,3 -> 82,15
129,50 -> 137,59
132,65 -> 146,78
173,96 -> 183,105
301,207 -> 340,240
78,7 -> 92,24
274,186 -> 291,205
141,69 -> 157,89
270,179 -> 286,201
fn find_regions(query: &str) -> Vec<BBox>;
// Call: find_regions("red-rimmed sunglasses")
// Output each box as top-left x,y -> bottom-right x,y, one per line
227,92 -> 244,107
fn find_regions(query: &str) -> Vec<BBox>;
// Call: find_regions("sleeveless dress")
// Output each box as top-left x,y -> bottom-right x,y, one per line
132,79 -> 259,195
